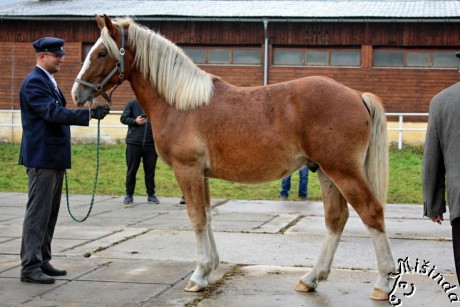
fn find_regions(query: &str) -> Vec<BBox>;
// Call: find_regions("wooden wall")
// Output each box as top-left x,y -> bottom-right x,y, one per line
1,19 -> 459,116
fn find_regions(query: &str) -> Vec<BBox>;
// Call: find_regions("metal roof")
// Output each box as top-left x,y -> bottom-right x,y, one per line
1,0 -> 460,21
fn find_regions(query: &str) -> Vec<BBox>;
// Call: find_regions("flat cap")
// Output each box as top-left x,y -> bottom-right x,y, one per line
32,37 -> 66,56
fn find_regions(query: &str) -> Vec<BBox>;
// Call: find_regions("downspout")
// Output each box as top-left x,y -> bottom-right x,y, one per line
263,18 -> 268,86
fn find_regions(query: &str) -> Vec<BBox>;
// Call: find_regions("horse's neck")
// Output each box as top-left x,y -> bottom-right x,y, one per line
129,71 -> 170,121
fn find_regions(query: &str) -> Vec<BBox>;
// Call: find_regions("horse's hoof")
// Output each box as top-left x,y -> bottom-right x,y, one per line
295,280 -> 316,292
370,287 -> 389,300
184,280 -> 205,292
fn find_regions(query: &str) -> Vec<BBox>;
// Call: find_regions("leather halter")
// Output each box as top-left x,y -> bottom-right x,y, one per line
75,27 -> 126,104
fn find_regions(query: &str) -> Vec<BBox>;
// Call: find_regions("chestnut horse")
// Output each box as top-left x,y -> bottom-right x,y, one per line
72,15 -> 395,300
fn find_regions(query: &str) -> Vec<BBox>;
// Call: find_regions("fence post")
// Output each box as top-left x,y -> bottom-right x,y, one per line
398,115 -> 403,150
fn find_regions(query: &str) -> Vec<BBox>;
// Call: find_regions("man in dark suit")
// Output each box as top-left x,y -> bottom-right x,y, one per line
19,37 -> 110,284
423,52 -> 460,285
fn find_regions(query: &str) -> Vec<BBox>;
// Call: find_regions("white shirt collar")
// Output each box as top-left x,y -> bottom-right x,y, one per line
36,65 -> 57,88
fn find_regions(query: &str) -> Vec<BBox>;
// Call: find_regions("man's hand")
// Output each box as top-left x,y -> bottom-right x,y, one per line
430,214 -> 444,225
90,105 -> 110,120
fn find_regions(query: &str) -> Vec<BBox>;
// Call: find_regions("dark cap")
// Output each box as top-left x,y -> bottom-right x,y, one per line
456,52 -> 460,58
32,37 -> 66,56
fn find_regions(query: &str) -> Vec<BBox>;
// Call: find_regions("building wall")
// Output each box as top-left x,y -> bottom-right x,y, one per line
1,19 -> 459,115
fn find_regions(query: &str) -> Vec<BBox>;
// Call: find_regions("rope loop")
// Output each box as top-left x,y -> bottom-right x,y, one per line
66,119 -> 101,222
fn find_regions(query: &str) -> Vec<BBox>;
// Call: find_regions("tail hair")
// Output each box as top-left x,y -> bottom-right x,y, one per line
361,92 -> 389,206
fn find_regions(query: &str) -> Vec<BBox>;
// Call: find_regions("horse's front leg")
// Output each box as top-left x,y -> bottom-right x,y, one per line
297,170 -> 349,292
177,173 -> 219,292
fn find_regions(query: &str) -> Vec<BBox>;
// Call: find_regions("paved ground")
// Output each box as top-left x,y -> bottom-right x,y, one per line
0,192 -> 458,306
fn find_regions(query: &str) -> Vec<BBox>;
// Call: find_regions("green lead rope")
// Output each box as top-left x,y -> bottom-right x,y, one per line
65,119 -> 101,222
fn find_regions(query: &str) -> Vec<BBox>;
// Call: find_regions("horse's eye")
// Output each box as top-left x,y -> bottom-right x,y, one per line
98,52 -> 107,58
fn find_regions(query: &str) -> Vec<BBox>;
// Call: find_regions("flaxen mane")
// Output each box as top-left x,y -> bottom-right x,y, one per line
100,18 -> 214,110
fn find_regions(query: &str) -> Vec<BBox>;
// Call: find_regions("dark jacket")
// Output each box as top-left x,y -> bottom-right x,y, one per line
18,66 -> 90,169
120,99 -> 154,146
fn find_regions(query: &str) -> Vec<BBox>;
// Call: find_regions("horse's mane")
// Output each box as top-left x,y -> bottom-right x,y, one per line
101,18 -> 214,110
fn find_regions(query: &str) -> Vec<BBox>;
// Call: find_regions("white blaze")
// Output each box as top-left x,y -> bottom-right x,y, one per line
71,38 -> 104,104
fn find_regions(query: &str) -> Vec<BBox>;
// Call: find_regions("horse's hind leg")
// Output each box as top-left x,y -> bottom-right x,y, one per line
329,171 -> 395,300
296,170 -> 349,292
176,173 -> 219,292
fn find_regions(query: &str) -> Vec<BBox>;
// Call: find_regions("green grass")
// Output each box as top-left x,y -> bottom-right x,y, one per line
0,143 -> 424,204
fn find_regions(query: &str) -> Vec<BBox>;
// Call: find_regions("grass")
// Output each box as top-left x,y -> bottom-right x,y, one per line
0,143 -> 424,204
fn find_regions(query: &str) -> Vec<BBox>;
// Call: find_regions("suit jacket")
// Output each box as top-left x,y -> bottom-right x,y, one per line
19,66 -> 90,169
423,82 -> 460,223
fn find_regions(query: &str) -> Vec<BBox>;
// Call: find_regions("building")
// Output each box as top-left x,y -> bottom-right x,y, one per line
1,0 -> 460,143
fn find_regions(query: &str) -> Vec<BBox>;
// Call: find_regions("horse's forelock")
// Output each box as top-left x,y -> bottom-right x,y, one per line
104,18 -> 213,110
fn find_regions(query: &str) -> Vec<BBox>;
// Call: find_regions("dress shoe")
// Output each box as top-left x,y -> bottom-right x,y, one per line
41,263 -> 67,276
20,271 -> 55,284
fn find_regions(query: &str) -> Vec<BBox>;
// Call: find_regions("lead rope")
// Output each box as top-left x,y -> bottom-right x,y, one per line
65,119 -> 101,222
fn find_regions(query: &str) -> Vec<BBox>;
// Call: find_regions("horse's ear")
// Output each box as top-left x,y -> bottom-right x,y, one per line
103,14 -> 118,38
96,14 -> 105,29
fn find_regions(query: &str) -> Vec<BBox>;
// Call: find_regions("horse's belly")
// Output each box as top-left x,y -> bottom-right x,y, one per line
205,154 -> 306,184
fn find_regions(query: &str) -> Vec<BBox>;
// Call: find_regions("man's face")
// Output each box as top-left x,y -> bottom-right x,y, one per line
38,52 -> 65,74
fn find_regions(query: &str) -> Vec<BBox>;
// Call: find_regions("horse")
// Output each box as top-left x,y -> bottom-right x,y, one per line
71,15 -> 395,300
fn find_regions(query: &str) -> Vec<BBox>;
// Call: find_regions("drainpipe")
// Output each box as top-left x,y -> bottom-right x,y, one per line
263,18 -> 268,86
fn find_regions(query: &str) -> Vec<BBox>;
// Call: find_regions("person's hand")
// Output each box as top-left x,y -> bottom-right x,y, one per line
135,115 -> 147,125
90,105 -> 110,120
430,214 -> 444,225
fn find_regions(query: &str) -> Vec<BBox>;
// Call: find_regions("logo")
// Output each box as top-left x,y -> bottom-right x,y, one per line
388,257 -> 459,306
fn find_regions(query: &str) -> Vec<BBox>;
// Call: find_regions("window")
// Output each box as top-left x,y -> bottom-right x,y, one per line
407,52 -> 430,67
233,49 -> 261,64
305,51 -> 328,65
433,52 -> 459,67
82,43 -> 94,61
182,47 -> 261,65
273,50 -> 303,65
330,51 -> 360,66
373,51 -> 404,67
273,47 -> 361,67
373,49 -> 459,68
208,49 -> 230,64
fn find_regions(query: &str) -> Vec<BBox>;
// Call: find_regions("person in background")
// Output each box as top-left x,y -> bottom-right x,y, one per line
19,37 -> 110,284
280,167 -> 309,201
120,99 -> 159,204
423,52 -> 460,285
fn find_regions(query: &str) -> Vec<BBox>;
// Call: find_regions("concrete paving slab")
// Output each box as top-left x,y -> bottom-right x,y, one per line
288,215 -> 452,240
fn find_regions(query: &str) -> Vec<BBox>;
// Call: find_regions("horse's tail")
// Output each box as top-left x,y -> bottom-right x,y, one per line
361,92 -> 389,207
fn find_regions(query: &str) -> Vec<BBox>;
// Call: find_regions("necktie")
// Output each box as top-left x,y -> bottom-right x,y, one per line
51,76 -> 58,91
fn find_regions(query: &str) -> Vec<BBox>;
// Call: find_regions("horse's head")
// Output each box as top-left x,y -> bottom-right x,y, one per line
72,15 -> 130,107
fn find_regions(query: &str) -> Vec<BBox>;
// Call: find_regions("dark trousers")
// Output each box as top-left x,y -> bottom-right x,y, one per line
21,168 -> 64,275
125,144 -> 158,196
453,217 -> 460,285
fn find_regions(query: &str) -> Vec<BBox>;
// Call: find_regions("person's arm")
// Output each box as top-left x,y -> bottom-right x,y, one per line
120,101 -> 145,126
422,101 -> 447,224
120,101 -> 138,126
22,76 -> 89,126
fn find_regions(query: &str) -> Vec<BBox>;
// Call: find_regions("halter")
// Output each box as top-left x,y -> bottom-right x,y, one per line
75,27 -> 126,104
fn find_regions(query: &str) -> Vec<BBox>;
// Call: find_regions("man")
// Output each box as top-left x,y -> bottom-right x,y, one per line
19,37 -> 109,284
423,52 -> 460,285
280,167 -> 309,201
120,99 -> 159,204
